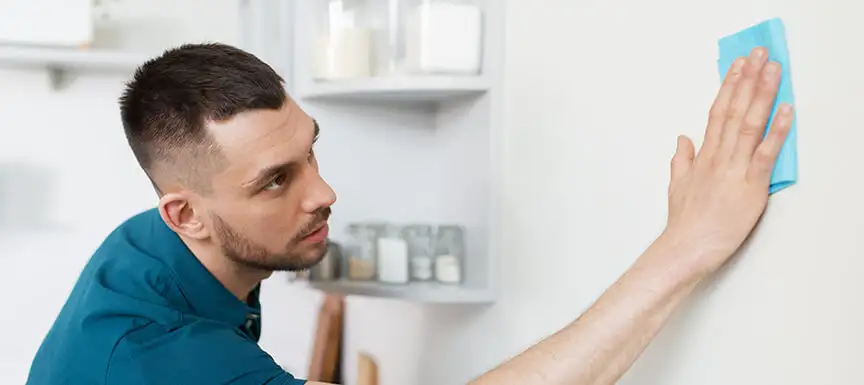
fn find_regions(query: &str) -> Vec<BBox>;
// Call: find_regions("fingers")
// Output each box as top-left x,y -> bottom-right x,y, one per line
702,58 -> 745,156
747,104 -> 794,183
718,47 -> 769,158
671,135 -> 695,182
732,60 -> 782,165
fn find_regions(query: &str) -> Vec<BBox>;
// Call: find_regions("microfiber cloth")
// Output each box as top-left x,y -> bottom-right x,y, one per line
718,17 -> 798,194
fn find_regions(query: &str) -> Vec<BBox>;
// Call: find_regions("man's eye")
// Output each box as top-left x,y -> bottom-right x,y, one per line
264,173 -> 287,191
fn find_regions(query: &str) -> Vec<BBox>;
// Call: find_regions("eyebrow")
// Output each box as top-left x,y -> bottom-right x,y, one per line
243,162 -> 292,189
242,119 -> 320,189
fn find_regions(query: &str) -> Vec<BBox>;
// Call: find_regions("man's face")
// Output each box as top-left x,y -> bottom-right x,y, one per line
201,97 -> 336,271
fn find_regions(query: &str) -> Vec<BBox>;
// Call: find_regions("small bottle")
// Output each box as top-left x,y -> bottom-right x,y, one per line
402,225 -> 434,281
376,224 -> 409,284
434,225 -> 465,284
345,223 -> 380,281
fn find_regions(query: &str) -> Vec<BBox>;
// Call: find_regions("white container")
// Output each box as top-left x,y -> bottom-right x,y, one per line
313,29 -> 374,80
333,0 -> 406,77
313,0 -> 376,80
434,255 -> 462,284
377,225 -> 409,284
0,0 -> 94,47
403,0 -> 483,75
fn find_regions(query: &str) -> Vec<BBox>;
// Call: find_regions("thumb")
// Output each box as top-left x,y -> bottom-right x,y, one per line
671,135 -> 695,182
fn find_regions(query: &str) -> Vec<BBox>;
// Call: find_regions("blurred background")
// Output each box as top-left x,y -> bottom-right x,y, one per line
1,1 -> 862,384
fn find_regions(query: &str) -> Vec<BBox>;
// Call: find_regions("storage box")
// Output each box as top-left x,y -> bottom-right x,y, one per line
0,0 -> 94,47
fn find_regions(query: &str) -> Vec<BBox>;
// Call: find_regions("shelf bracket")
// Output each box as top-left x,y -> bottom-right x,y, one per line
46,67 -> 74,91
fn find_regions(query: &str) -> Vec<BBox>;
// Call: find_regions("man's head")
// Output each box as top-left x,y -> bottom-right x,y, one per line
119,43 -> 336,272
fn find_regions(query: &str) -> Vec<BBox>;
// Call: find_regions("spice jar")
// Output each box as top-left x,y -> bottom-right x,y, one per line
310,240 -> 343,281
402,224 -> 434,281
433,225 -> 465,284
376,224 -> 409,284
345,223 -> 380,280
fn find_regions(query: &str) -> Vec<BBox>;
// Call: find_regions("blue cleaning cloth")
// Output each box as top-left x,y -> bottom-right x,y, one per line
718,17 -> 798,194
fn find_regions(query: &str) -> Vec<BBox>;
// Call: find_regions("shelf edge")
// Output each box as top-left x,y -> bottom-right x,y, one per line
307,281 -> 496,304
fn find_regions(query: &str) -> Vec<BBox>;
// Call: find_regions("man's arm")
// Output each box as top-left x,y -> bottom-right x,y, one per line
107,321 -> 307,385
471,46 -> 792,385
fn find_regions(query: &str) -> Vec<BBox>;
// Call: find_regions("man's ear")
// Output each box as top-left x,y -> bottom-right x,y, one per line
157,192 -> 210,240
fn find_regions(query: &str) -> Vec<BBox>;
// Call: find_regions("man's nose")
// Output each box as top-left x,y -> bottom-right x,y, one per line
301,172 -> 337,213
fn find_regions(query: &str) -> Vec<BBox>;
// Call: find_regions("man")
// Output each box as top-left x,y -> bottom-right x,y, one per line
26,42 -> 790,385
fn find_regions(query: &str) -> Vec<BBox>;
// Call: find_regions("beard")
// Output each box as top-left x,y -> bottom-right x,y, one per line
210,207 -> 331,272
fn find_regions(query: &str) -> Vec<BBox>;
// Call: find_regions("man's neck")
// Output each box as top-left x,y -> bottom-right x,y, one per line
181,240 -> 271,302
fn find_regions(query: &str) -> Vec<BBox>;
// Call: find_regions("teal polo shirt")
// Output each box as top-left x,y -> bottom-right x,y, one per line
26,208 -> 305,385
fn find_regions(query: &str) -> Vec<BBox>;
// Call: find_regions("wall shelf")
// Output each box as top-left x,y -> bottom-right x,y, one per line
297,75 -> 490,104
0,45 -> 150,89
278,0 -> 504,305
307,281 -> 495,304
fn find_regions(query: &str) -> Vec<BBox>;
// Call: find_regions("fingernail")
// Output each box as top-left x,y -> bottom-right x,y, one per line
749,47 -> 767,66
763,62 -> 780,78
776,104 -> 794,124
731,58 -> 745,74
750,47 -> 766,59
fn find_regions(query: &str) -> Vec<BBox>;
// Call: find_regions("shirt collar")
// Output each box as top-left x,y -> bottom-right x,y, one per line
138,208 -> 260,328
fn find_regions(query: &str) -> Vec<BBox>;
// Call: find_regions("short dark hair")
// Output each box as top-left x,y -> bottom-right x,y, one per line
118,42 -> 287,193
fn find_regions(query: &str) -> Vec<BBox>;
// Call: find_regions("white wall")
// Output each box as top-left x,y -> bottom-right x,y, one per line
5,1 -> 864,385
348,0 -> 864,383
466,0 -> 863,384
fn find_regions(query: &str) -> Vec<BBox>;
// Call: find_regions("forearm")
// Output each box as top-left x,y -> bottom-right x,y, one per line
470,234 -> 703,385
590,266 -> 698,385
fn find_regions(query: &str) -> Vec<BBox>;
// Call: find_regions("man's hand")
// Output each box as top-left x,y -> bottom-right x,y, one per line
663,46 -> 793,278
469,46 -> 793,385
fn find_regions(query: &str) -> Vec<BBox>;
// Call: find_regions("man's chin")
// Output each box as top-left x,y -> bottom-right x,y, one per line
230,243 -> 328,272
282,243 -> 329,272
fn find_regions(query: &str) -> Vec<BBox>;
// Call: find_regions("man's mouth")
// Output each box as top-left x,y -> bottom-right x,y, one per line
302,223 -> 329,243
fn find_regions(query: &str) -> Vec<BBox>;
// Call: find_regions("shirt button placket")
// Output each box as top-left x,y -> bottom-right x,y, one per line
244,313 -> 259,338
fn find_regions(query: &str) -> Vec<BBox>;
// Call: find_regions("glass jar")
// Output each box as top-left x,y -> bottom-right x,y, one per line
313,0 -> 376,81
376,224 -> 409,284
361,0 -> 406,77
345,223 -> 380,280
310,240 -> 343,281
433,225 -> 465,284
402,224 -> 434,281
401,0 -> 483,75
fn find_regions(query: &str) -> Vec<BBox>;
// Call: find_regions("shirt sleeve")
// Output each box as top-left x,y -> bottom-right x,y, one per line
106,320 -> 306,385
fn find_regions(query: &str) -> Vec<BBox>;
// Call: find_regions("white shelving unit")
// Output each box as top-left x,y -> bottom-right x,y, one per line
280,0 -> 504,305
0,1 -> 503,305
0,45 -> 149,89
